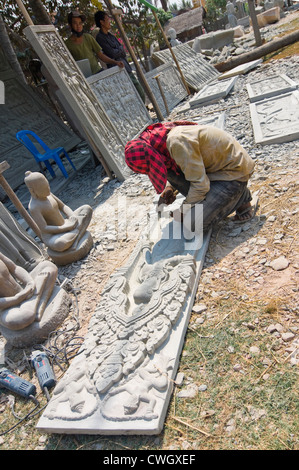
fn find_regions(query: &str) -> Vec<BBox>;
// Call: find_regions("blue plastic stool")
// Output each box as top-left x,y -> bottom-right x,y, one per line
16,130 -> 76,179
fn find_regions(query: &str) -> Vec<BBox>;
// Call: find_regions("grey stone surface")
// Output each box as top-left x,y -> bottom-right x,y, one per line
0,287 -> 71,348
246,74 -> 298,102
24,25 -> 131,182
218,59 -> 263,80
37,212 -> 211,435
152,44 -> 219,91
87,67 -> 151,141
145,63 -> 188,117
0,46 -> 81,199
249,90 -> 299,145
189,77 -> 238,107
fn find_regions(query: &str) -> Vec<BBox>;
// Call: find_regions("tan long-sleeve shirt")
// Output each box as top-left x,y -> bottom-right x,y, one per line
166,125 -> 255,204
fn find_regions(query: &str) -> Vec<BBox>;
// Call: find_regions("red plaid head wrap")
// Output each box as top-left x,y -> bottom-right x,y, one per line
125,121 -> 197,194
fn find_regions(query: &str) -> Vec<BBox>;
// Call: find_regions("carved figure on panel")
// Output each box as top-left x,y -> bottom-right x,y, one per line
44,235 -> 196,422
24,171 -> 93,265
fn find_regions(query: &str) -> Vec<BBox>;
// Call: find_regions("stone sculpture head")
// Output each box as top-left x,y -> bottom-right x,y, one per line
24,171 -> 51,200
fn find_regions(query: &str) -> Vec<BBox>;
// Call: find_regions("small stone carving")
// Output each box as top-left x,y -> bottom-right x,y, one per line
167,28 -> 181,47
24,171 -> 93,265
0,252 -> 57,331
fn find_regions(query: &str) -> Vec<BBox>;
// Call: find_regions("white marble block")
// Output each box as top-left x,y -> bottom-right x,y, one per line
36,211 -> 211,435
249,90 -> 299,145
246,74 -> 298,102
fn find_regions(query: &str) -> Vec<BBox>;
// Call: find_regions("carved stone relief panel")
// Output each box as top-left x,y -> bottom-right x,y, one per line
189,76 -> 238,107
249,90 -> 299,145
0,45 -> 81,197
24,25 -> 131,181
152,44 -> 219,91
145,63 -> 188,117
246,74 -> 298,103
37,214 -> 211,434
87,67 -> 152,141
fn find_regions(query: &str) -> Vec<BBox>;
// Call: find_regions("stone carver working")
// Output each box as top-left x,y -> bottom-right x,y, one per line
125,121 -> 257,235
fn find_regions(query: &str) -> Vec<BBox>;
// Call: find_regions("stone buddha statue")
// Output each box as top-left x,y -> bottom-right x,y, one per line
24,171 -> 93,265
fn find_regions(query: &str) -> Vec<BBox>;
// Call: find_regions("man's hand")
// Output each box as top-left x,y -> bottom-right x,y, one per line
158,186 -> 177,206
116,61 -> 124,68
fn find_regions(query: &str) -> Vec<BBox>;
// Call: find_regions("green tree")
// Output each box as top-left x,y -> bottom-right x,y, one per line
205,0 -> 227,22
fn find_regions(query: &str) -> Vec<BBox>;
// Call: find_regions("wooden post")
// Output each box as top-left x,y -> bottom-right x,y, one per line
151,9 -> 191,96
153,74 -> 169,116
0,161 -> 41,239
104,1 -> 164,121
15,0 -> 34,26
248,0 -> 262,47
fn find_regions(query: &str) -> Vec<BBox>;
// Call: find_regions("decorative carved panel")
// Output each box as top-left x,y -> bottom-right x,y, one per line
24,25 -> 131,181
87,67 -> 151,141
152,44 -> 219,91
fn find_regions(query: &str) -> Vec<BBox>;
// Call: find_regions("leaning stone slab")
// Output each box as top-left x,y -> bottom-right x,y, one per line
218,59 -> 263,80
246,74 -> 298,102
189,76 -> 238,107
24,25 -> 131,181
87,67 -> 151,141
152,44 -> 219,91
249,90 -> 299,145
37,212 -> 211,435
145,63 -> 188,117
192,112 -> 226,130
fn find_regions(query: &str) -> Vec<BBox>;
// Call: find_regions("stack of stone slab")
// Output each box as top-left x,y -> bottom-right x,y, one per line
247,74 -> 299,145
152,43 -> 220,91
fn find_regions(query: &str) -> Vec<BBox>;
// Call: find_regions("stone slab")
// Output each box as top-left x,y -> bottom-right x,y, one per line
24,25 -> 131,182
189,76 -> 238,107
87,67 -> 151,141
218,59 -> 263,80
37,211 -> 211,435
0,46 -> 81,197
246,74 -> 298,102
152,44 -> 220,91
191,112 -> 226,130
145,63 -> 188,117
249,90 -> 299,145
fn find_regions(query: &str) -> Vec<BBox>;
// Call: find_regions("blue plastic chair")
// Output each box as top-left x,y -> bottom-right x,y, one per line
16,130 -> 76,179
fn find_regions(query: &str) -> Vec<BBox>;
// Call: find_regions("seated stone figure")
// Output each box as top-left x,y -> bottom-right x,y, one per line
24,171 -> 93,265
0,252 -> 57,331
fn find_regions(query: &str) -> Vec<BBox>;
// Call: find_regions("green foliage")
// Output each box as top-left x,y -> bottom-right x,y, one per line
205,0 -> 227,21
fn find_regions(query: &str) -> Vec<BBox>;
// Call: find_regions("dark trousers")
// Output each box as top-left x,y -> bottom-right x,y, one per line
167,169 -> 252,233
